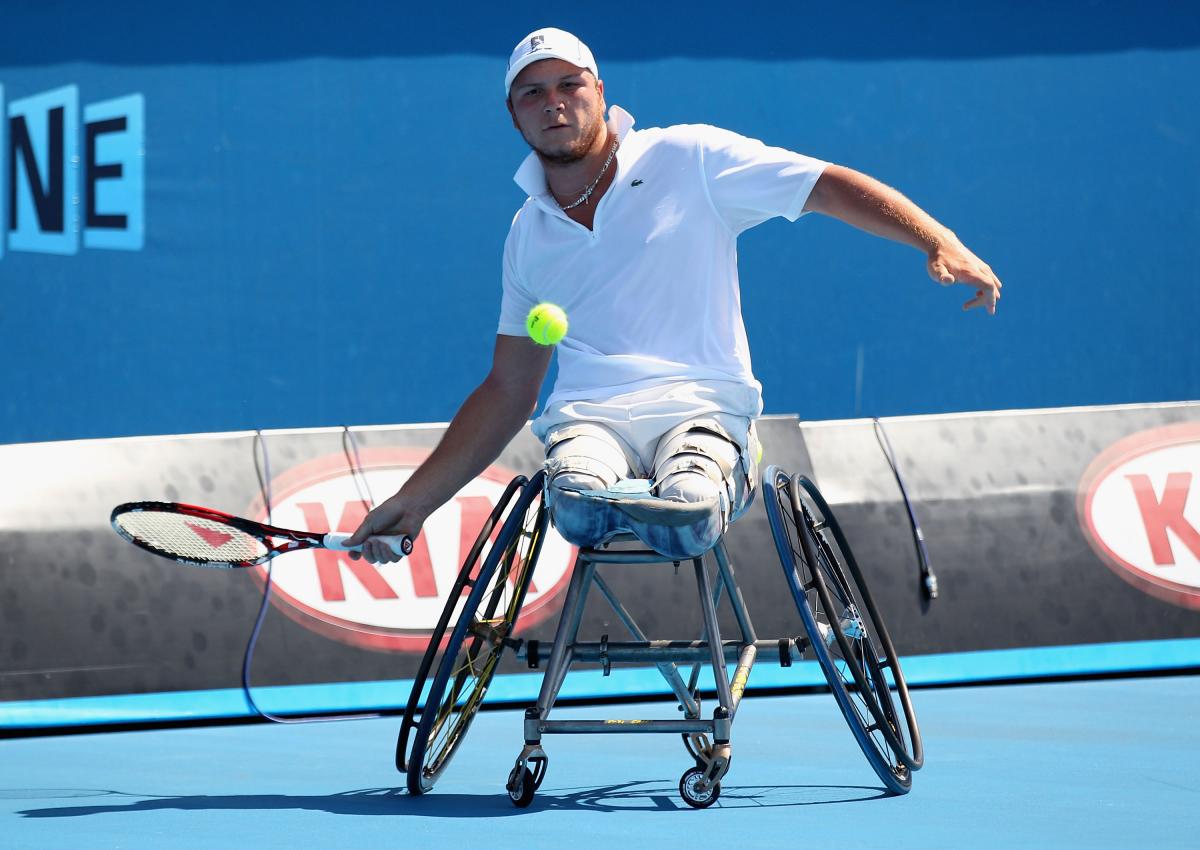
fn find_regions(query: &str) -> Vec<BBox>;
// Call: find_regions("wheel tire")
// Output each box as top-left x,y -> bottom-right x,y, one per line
507,766 -> 537,808
402,471 -> 548,795
795,474 -> 923,773
396,475 -> 529,781
763,466 -> 921,795
678,766 -> 720,809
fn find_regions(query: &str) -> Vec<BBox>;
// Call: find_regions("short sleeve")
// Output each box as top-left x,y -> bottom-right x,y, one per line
496,223 -> 536,337
695,125 -> 830,234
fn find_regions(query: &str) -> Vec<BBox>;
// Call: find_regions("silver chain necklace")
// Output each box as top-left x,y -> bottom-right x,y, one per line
557,137 -> 619,210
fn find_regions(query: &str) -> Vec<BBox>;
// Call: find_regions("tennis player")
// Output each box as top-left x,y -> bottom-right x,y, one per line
347,27 -> 1002,564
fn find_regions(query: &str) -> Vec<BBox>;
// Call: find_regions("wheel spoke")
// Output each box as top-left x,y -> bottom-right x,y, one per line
406,474 -> 549,792
763,469 -> 922,790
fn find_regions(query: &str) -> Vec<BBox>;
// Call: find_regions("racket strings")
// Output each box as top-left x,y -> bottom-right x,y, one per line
116,511 -> 267,563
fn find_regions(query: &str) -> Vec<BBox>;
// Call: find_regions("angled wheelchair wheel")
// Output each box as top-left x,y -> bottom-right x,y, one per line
395,474 -> 526,775
793,474 -> 923,774
763,466 -> 922,795
398,470 -> 548,795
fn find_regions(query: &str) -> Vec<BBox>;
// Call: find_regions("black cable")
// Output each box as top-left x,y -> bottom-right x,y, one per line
872,418 -> 938,601
341,424 -> 376,514
241,428 -> 383,723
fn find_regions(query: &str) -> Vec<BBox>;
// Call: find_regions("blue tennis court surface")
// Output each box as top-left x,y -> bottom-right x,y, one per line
5,674 -> 1197,849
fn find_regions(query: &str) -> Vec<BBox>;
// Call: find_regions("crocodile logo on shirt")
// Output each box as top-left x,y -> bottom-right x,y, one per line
631,179 -> 644,187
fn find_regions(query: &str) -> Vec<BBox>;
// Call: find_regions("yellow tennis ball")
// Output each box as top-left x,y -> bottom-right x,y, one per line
526,303 -> 569,345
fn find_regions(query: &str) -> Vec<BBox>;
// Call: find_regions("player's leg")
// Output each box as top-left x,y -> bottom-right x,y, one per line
650,418 -> 758,529
542,421 -> 640,546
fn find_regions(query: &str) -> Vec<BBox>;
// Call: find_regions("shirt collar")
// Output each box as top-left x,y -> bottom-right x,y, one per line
513,104 -> 636,199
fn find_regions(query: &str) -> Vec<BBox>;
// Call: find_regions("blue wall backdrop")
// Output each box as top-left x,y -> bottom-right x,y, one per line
1,2 -> 1197,445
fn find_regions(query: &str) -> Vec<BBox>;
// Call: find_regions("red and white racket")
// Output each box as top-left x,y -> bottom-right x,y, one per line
110,501 -> 412,568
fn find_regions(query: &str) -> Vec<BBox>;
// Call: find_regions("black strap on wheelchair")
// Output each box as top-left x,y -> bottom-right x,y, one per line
872,418 -> 938,601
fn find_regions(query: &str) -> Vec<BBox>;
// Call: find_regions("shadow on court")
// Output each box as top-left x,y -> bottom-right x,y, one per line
13,781 -> 888,818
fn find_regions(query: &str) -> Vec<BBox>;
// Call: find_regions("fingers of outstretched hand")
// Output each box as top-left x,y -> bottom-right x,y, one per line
963,286 -> 999,315
930,259 -> 955,286
931,247 -> 1002,315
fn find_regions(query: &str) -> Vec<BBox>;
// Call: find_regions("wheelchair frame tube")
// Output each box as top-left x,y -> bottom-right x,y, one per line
539,719 -> 717,735
529,638 -> 799,665
521,540 -> 786,745
591,571 -> 701,718
713,541 -> 757,644
531,558 -> 596,724
693,556 -> 735,737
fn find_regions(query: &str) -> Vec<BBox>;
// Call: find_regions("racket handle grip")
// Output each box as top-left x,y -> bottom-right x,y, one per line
324,533 -> 414,557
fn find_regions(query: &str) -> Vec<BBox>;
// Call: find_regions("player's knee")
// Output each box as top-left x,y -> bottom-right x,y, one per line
656,471 -> 722,505
542,464 -> 616,548
654,454 -> 724,504
547,467 -> 609,495
544,431 -> 629,494
545,451 -> 622,495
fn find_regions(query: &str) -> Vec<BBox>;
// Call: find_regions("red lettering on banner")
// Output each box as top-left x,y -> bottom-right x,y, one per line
295,502 -> 438,600
1125,473 -> 1200,566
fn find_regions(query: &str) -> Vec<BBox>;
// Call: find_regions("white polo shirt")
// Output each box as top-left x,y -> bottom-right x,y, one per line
498,105 -> 829,447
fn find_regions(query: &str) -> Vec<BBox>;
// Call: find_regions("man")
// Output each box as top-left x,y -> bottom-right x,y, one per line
347,27 -> 1002,564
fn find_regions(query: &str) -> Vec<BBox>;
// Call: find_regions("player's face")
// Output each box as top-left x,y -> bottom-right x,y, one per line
507,59 -> 606,164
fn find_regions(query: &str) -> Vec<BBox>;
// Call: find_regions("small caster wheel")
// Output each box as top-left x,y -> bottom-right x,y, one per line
679,766 -> 720,809
507,765 -> 536,808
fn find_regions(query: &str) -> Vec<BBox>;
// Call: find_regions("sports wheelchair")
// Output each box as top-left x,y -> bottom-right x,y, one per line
395,465 -> 923,808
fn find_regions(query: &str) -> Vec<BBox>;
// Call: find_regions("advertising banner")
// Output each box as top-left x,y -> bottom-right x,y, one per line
2,403 -> 1198,728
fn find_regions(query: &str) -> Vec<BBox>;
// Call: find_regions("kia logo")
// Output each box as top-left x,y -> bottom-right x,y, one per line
1078,422 -> 1200,609
248,449 -> 574,651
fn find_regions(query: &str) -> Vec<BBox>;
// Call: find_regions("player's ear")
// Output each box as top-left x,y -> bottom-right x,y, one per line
506,95 -> 519,129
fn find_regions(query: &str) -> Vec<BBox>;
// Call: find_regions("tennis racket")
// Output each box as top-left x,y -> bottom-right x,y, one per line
110,501 -> 412,568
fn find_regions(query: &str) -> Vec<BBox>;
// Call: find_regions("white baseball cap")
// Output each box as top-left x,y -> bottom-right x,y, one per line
505,27 -> 599,95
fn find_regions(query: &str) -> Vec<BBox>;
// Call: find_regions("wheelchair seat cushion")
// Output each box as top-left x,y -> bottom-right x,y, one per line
548,482 -> 724,560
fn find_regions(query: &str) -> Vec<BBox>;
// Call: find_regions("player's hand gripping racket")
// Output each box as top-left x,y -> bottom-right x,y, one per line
110,501 -> 413,568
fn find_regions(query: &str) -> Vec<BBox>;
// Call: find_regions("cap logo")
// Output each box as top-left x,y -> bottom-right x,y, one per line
530,35 -> 545,50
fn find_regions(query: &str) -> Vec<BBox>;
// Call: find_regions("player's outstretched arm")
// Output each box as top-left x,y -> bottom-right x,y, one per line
803,164 -> 1003,314
346,334 -> 553,563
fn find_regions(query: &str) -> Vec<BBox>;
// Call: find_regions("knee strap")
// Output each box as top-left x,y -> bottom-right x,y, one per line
653,428 -> 739,481
653,427 -> 747,528
655,452 -> 727,489
545,455 -> 623,490
544,425 -> 633,490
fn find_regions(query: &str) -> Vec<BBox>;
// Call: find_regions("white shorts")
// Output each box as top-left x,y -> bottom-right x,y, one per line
542,414 -> 760,525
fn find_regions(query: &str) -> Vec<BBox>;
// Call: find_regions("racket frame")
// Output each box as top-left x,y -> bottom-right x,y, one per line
110,500 -> 409,569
